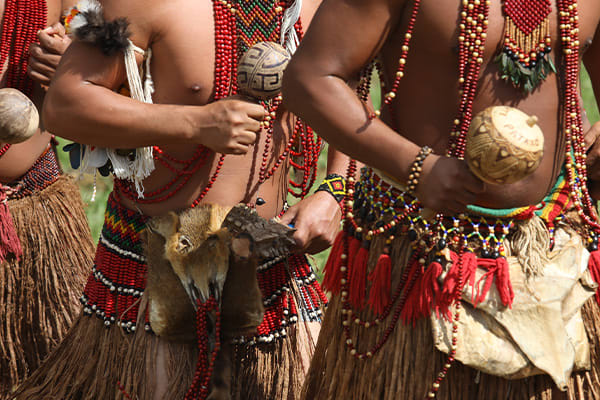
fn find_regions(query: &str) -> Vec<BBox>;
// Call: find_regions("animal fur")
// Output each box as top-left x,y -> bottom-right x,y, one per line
145,204 -> 296,399
70,0 -> 130,56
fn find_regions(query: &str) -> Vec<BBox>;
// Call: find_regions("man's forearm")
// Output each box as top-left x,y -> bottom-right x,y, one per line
326,145 -> 352,176
44,80 -> 196,148
283,71 -> 420,184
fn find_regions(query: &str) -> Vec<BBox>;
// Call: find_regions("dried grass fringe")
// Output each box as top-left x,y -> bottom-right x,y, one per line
303,230 -> 600,400
1,176 -> 94,399
14,267 -> 317,399
232,322 -> 315,400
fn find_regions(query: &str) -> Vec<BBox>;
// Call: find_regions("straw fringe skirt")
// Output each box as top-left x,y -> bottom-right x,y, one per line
14,300 -> 317,400
303,236 -> 600,400
1,176 -> 94,398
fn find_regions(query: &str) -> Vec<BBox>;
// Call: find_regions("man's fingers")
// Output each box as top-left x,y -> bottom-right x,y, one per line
237,131 -> 257,145
245,103 -> 267,120
462,170 -> 486,194
29,44 -> 62,67
26,67 -> 51,86
28,59 -> 55,76
244,119 -> 262,133
37,31 -> 68,55
585,122 -> 600,149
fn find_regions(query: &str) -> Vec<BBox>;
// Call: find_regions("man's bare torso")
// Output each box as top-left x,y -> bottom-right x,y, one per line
103,0 -> 320,217
379,0 -> 600,208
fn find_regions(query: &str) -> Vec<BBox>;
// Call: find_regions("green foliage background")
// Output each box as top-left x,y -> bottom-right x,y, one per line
57,69 -> 599,274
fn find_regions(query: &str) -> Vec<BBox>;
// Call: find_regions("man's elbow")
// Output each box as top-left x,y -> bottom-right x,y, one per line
42,79 -> 76,136
282,59 -> 314,118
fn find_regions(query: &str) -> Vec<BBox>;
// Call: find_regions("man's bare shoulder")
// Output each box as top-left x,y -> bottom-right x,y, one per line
99,0 -> 166,45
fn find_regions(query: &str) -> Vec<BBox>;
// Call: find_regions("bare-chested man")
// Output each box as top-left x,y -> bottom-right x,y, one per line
284,0 -> 600,398
0,1 -> 94,397
14,0 -> 346,399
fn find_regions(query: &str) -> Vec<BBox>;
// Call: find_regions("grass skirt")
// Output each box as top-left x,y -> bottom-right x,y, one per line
1,176 -> 94,398
13,300 -> 317,400
303,235 -> 600,400
14,192 -> 321,399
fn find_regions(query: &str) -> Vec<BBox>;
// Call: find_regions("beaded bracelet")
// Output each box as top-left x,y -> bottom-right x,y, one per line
406,146 -> 433,195
315,173 -> 347,203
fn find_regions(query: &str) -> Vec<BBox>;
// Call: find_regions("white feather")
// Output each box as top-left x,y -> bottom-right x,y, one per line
280,0 -> 302,55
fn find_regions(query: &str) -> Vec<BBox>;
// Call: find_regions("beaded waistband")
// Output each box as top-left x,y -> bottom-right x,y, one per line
5,147 -> 61,200
351,168 -> 516,256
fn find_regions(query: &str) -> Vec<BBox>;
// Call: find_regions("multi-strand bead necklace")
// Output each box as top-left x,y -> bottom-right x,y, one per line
336,0 -> 597,398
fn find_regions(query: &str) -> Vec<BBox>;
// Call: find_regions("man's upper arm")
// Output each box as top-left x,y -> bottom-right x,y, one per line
54,0 -> 155,91
295,0 -> 405,80
584,21 -> 600,105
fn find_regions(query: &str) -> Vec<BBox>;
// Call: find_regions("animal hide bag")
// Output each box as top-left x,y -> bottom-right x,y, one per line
144,204 -> 296,342
431,226 -> 596,390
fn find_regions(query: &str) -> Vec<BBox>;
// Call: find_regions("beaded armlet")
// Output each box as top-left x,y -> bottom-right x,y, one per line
315,174 -> 347,204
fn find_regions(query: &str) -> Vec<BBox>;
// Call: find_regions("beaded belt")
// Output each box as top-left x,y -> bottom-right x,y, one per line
351,168 -> 516,254
5,147 -> 61,200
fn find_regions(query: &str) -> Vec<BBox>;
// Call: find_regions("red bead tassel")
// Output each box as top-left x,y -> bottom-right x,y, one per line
439,251 -> 477,316
321,231 -> 346,295
349,241 -> 370,310
367,252 -> 392,316
0,191 -> 22,263
588,250 -> 600,305
347,235 -> 361,262
419,261 -> 444,318
473,257 -> 514,308
400,257 -> 424,326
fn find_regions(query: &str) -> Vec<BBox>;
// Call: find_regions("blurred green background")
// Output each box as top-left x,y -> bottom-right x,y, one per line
57,68 -> 600,274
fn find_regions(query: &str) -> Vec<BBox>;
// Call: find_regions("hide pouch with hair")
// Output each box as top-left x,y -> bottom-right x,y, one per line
145,204 -> 296,399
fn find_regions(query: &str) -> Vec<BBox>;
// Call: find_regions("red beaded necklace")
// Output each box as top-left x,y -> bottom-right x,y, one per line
118,0 -> 320,207
0,0 -> 47,158
344,0 -> 596,398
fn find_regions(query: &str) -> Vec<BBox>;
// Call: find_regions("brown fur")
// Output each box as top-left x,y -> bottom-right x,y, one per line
145,203 -> 296,399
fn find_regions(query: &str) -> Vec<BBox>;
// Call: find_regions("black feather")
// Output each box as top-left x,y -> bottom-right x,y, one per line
74,8 -> 131,56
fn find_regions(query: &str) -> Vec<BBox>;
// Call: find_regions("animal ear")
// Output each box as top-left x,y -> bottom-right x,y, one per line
176,235 -> 193,254
147,212 -> 181,239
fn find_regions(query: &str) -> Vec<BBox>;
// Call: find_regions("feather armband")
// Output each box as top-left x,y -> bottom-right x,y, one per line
64,0 -> 130,56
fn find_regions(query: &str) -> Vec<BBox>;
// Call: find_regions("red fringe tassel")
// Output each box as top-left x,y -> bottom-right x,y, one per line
474,257 -> 514,308
400,259 -> 425,326
367,253 -> 392,316
321,231 -> 346,295
439,251 -> 477,316
588,250 -> 600,305
0,192 -> 22,263
349,243 -> 370,310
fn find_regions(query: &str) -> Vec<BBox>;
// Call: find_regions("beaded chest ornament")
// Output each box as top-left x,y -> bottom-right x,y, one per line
495,0 -> 556,92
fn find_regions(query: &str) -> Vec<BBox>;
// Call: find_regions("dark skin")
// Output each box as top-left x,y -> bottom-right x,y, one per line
284,0 -> 600,213
44,0 -> 347,254
0,0 -> 77,182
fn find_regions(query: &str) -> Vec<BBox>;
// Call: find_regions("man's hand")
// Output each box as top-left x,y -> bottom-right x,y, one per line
415,154 -> 486,213
585,121 -> 600,199
279,191 -> 342,254
197,97 -> 265,155
27,23 -> 72,86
